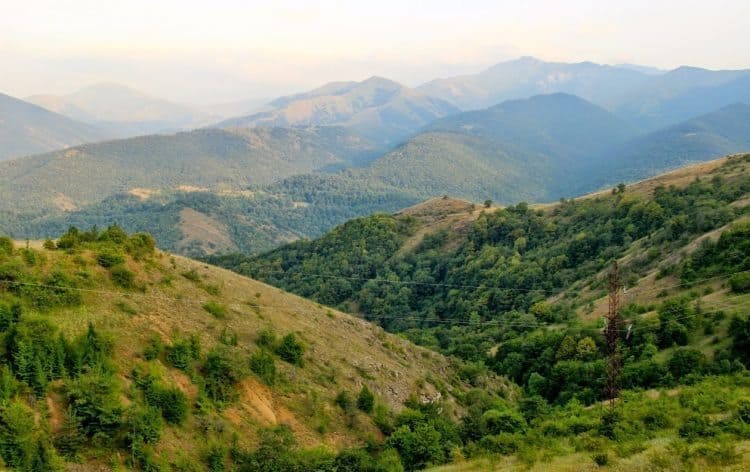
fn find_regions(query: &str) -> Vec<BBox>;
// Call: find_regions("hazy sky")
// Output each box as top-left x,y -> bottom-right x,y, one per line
1,0 -> 749,104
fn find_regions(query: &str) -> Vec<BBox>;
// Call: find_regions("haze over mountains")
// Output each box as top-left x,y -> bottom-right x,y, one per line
2,56 -> 750,255
0,92 -> 106,161
217,76 -> 459,147
26,82 -> 217,138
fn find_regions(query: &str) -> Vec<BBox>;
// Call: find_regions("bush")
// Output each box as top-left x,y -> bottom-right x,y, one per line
276,333 -> 304,365
110,265 -> 135,288
729,272 -> 750,293
257,328 -> 276,349
481,409 -> 526,435
125,406 -> 162,445
126,233 -> 156,260
0,236 -> 13,256
65,371 -> 123,438
668,348 -> 706,379
202,301 -> 227,319
201,348 -> 245,404
0,401 -> 35,468
679,414 -> 714,440
249,350 -> 276,385
96,251 -> 124,268
166,338 -> 199,371
357,385 -> 375,413
386,424 -> 446,470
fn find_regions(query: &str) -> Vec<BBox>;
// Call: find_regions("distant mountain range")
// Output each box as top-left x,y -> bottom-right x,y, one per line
2,56 -> 750,255
26,83 -> 217,137
0,92 -> 107,161
417,57 -> 750,132
216,76 -> 459,147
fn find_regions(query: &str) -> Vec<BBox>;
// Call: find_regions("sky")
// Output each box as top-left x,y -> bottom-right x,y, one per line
1,0 -> 749,104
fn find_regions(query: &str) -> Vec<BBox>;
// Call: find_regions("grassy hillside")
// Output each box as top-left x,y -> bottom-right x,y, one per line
212,154 -> 750,469
0,92 -> 106,161
0,227 -> 487,470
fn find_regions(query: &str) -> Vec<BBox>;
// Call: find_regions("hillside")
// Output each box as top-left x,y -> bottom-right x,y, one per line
417,56 -> 652,110
0,92 -> 106,161
26,83 -> 216,137
594,103 -> 750,188
0,126 -> 377,215
217,76 -> 459,146
0,228 -> 484,470
214,153 -> 750,467
614,66 -> 750,130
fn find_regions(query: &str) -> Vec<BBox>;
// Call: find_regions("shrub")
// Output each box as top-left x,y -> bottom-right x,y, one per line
385,423 -> 447,470
0,401 -> 35,468
202,348 -> 245,404
166,339 -> 199,371
679,414 -> 714,440
481,409 -> 526,435
729,272 -> 750,293
42,239 -> 56,250
110,265 -> 135,288
96,251 -> 124,268
126,233 -> 156,260
143,335 -> 163,361
668,347 -> 706,379
335,391 -> 354,411
357,385 -> 375,413
737,399 -> 750,424
0,236 -> 13,256
257,328 -> 276,349
276,333 -> 304,365
249,350 -> 276,385
65,371 -> 123,438
202,301 -> 227,319
97,224 -> 127,244
125,406 -> 162,445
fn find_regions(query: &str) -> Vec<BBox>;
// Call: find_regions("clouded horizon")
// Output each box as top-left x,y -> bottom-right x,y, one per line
2,0 -> 749,104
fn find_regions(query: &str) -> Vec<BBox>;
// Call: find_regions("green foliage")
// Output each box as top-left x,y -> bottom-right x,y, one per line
249,350 -> 276,386
125,406 -> 163,446
729,315 -> 750,368
357,385 -> 375,413
0,236 -> 13,256
166,337 -> 201,371
134,368 -> 190,425
202,301 -> 227,319
65,371 -> 123,440
96,250 -> 124,268
110,265 -> 135,288
201,348 -> 246,404
276,333 -> 304,365
668,348 -> 707,379
0,401 -> 36,468
729,272 -> 750,293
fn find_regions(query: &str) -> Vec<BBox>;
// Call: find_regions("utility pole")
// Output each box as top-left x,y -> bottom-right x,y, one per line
605,261 -> 622,411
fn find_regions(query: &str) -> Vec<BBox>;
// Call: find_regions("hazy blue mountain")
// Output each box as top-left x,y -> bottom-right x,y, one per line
0,92 -> 106,161
216,76 -> 459,146
26,82 -> 217,137
599,103 -> 750,185
417,56 -> 651,110
614,69 -> 750,129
